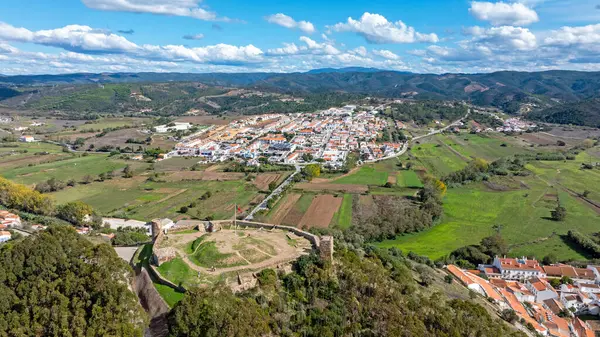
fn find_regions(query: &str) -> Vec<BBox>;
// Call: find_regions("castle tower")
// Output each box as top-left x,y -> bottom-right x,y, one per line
151,219 -> 162,241
319,236 -> 334,261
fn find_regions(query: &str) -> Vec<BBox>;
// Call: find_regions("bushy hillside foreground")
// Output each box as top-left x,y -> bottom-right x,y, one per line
168,249 -> 523,337
0,226 -> 148,336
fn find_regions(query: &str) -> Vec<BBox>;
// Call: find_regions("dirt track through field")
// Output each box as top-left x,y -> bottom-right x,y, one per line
270,193 -> 301,225
295,183 -> 368,193
299,195 -> 342,228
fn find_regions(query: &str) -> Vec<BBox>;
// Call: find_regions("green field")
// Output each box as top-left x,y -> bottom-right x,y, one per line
440,133 -> 532,161
378,176 -> 600,260
397,170 -> 424,188
0,142 -> 66,154
330,194 -> 353,229
0,154 -> 138,185
334,166 -> 388,185
526,150 -> 600,205
50,174 -> 257,220
411,141 -> 468,177
157,258 -> 197,287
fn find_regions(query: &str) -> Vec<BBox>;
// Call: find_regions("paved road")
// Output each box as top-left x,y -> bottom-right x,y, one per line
245,165 -> 301,220
363,109 -> 470,164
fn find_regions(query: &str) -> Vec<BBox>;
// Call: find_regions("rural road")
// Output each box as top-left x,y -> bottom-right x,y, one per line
363,109 -> 470,164
245,108 -> 470,219
245,165 -> 301,220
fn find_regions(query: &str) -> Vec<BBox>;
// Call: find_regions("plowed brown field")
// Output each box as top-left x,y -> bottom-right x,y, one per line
298,195 -> 342,228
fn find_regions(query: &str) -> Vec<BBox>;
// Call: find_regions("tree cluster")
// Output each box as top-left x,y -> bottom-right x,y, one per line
111,227 -> 150,246
0,226 -> 147,336
0,176 -> 54,215
439,234 -> 509,268
567,230 -> 600,258
386,101 -> 467,125
301,164 -> 321,181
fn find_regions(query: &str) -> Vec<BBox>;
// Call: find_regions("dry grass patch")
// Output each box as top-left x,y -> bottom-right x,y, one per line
253,173 -> 281,191
270,193 -> 301,225
299,194 -> 342,229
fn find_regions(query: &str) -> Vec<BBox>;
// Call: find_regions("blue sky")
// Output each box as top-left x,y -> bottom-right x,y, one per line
0,0 -> 599,74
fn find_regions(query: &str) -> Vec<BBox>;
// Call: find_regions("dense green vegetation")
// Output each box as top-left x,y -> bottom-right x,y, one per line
566,230 -> 600,258
0,226 -> 147,336
385,100 -> 467,125
168,248 -> 523,337
528,98 -> 600,127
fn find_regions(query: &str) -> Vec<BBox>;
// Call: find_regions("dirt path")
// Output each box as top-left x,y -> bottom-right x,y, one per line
154,189 -> 187,204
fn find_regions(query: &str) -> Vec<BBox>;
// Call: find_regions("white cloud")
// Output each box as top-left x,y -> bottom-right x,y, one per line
469,1 -> 539,26
265,13 -> 316,34
351,46 -> 367,57
183,34 -> 205,40
0,22 -> 139,53
0,22 -> 263,65
81,0 -> 232,21
141,44 -> 264,64
329,12 -> 438,44
267,36 -> 339,56
543,23 -> 600,46
464,25 -> 537,50
372,49 -> 400,60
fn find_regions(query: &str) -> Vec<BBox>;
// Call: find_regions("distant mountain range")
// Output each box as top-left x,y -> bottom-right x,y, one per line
306,67 -> 392,74
1,69 -> 600,127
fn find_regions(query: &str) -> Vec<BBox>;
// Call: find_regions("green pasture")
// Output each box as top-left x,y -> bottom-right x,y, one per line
410,142 -> 468,177
397,170 -> 424,188
0,154 -> 135,185
441,134 -> 532,161
378,176 -> 599,260
526,150 -> 600,204
0,142 -> 65,154
330,194 -> 353,229
334,166 -> 388,185
51,176 -> 256,220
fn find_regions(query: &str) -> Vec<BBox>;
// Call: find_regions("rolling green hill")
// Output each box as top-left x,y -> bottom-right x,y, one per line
2,70 -> 600,124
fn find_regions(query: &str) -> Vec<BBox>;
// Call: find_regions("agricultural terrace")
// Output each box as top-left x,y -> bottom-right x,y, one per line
379,143 -> 600,261
154,227 -> 312,289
